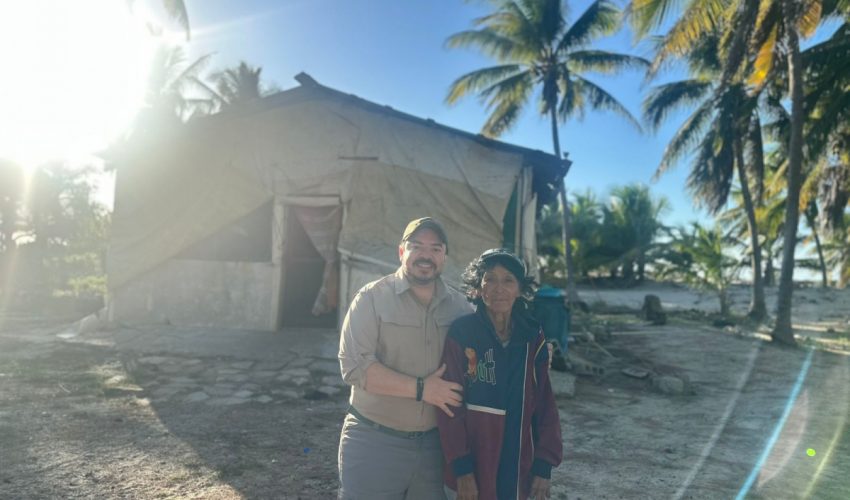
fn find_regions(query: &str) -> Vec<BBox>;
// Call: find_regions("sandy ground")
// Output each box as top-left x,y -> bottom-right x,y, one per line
1,284 -> 849,499
578,282 -> 850,335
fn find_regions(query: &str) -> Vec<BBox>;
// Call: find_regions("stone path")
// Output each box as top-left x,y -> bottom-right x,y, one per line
128,352 -> 349,406
8,319 -> 576,406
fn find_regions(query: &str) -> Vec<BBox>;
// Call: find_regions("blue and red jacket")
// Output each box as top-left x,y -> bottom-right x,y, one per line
438,307 -> 563,499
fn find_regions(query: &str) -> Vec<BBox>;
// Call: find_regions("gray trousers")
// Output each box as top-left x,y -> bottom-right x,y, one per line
338,414 -> 446,500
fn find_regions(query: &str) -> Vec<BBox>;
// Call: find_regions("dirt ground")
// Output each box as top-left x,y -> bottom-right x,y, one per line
2,284 -> 850,499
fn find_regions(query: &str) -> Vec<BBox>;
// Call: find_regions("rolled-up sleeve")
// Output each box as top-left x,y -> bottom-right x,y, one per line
338,289 -> 380,389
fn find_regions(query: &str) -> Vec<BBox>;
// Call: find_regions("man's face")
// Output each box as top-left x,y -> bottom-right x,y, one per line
399,228 -> 446,286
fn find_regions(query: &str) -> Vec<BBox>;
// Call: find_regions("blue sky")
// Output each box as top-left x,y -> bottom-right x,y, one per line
181,0 -> 704,226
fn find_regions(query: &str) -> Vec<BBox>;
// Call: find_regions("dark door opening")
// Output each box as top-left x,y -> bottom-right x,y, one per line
279,211 -> 338,328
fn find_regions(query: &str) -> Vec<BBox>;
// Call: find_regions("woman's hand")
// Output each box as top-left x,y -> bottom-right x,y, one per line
530,475 -> 551,499
456,473 -> 478,500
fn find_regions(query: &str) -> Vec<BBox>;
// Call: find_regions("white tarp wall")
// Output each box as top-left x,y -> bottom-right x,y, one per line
108,88 -> 528,329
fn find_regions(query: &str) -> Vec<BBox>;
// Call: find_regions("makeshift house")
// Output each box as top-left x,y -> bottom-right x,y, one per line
106,73 -> 569,330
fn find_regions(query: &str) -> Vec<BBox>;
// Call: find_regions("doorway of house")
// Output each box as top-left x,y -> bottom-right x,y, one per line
279,208 -> 338,328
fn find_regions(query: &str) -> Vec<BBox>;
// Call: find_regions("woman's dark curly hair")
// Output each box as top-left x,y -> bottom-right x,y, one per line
461,250 -> 536,308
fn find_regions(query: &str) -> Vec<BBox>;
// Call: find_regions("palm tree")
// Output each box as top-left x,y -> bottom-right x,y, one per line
656,222 -> 743,316
803,20 -> 850,244
767,0 -> 809,343
630,0 -> 845,342
720,172 -> 788,288
0,159 -> 24,256
130,45 -> 213,135
739,0 -> 845,343
606,184 -> 670,282
536,203 -> 567,285
127,0 -> 191,40
803,21 -> 850,173
570,189 -> 605,278
102,45 -> 213,172
802,201 -> 831,286
202,61 -> 278,112
643,31 -> 769,319
823,216 -> 850,288
446,0 -> 648,302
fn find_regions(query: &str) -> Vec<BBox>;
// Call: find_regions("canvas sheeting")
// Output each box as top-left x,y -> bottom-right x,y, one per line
108,88 -> 527,290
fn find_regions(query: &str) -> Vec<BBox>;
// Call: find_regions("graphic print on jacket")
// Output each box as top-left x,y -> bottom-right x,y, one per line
465,347 -> 496,385
438,308 -> 563,500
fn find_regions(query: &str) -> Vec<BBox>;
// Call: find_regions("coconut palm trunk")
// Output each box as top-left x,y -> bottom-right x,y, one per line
764,246 -> 776,286
719,287 -> 730,317
734,137 -> 767,319
550,108 -> 579,303
805,208 -> 830,287
772,0 -> 805,345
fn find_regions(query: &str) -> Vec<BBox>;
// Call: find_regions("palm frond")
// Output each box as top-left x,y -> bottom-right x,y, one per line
643,79 -> 713,130
480,71 -> 535,136
748,25 -> 778,87
659,0 -> 728,58
565,75 -> 642,130
627,0 -> 680,38
446,64 -> 525,105
717,0 -> 760,87
173,53 -> 213,90
568,50 -> 650,74
654,99 -> 714,179
799,0 -> 824,37
162,0 -> 191,40
687,125 -> 735,213
558,0 -> 621,52
445,29 -> 523,61
750,0 -> 780,49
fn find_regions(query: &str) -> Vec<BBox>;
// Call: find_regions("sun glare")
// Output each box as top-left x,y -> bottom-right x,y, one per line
0,0 -> 156,169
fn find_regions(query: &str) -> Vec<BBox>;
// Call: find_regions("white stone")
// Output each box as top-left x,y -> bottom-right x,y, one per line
321,375 -> 346,387
78,314 -> 101,334
311,360 -> 340,375
296,376 -> 315,387
653,375 -> 686,395
185,391 -> 210,403
550,372 -> 576,398
317,385 -> 341,397
138,356 -> 170,365
207,397 -> 248,406
280,368 -> 311,379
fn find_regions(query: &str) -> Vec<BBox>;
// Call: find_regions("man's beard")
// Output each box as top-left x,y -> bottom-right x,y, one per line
404,259 -> 440,286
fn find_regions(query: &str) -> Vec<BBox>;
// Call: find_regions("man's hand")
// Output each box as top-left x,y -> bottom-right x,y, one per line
456,473 -> 478,500
530,476 -> 551,500
422,364 -> 463,416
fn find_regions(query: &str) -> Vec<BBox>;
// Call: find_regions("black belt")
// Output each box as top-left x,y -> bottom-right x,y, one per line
348,406 -> 438,440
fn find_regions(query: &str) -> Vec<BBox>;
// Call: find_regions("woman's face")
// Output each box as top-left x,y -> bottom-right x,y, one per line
480,263 -> 520,315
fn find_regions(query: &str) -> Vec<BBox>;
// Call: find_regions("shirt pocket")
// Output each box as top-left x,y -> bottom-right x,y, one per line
434,313 -> 456,337
377,311 -> 422,372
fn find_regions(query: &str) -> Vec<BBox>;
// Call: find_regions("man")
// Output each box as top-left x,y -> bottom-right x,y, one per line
338,217 -> 473,500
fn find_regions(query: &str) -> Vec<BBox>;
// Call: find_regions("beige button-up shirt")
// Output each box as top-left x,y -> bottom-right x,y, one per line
339,268 -> 472,432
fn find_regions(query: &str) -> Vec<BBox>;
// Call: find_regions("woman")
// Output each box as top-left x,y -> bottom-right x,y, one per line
438,249 -> 563,500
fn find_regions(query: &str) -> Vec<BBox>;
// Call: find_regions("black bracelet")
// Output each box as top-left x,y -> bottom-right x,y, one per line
416,377 -> 424,402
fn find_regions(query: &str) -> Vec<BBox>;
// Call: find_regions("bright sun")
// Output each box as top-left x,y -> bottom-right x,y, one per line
0,0 -> 156,169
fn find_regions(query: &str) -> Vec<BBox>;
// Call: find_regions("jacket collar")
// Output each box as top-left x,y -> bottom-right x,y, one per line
474,304 -> 538,344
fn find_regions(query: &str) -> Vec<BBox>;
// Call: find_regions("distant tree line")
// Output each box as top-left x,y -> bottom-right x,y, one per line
0,161 -> 109,310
